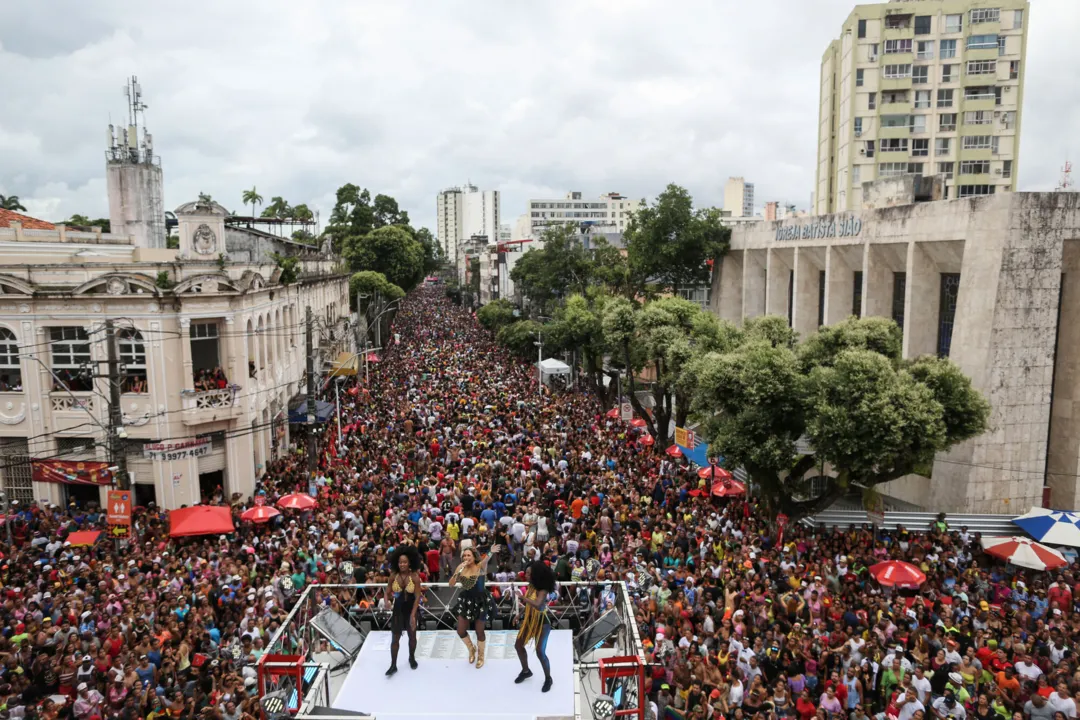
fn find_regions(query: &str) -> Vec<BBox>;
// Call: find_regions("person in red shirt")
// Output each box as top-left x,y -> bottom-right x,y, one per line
1048,575 -> 1072,609
425,545 -> 441,577
570,497 -> 584,520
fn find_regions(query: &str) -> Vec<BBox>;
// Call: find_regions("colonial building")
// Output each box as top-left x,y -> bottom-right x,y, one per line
710,184 -> 1080,513
0,199 -> 349,510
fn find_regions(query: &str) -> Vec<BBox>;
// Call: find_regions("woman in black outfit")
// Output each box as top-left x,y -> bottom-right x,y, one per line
385,545 -> 424,676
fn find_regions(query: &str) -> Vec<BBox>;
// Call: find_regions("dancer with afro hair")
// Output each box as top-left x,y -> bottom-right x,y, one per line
385,544 -> 423,676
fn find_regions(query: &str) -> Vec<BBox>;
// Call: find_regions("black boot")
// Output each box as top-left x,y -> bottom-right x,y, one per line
385,664 -> 398,676
542,676 -> 552,692
409,654 -> 418,670
515,669 -> 533,684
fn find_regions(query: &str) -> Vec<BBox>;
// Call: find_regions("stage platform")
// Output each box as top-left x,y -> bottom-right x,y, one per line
332,630 -> 575,720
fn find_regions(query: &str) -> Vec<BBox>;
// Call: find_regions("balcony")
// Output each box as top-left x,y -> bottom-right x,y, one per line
880,77 -> 913,91
181,385 -> 244,426
49,392 -> 97,432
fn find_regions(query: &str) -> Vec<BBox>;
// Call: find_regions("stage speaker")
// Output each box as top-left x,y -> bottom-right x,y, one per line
590,694 -> 616,720
310,607 -> 364,658
575,609 -> 623,657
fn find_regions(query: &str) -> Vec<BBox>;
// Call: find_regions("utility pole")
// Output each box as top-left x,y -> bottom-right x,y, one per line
104,319 -> 129,490
305,307 -> 317,479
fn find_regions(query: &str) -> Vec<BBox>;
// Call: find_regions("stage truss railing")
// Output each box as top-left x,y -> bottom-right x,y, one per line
259,581 -> 645,719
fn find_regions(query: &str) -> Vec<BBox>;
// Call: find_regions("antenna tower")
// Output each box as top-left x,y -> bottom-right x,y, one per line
1058,160 -> 1074,192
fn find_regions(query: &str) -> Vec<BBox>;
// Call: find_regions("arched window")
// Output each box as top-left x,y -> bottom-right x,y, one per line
0,328 -> 21,391
118,329 -> 148,393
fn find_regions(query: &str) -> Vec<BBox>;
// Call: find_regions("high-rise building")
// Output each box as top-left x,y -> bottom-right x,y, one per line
723,177 -> 755,217
815,0 -> 1029,215
525,191 -> 642,238
436,184 -> 500,277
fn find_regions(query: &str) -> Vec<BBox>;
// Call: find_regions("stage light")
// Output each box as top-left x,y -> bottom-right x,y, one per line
261,690 -> 288,717
591,694 -> 616,720
575,609 -> 624,657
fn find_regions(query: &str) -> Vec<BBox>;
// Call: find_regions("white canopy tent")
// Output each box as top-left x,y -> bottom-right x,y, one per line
538,358 -> 571,378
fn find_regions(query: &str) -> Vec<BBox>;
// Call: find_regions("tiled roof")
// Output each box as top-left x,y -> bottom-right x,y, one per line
0,208 -> 55,230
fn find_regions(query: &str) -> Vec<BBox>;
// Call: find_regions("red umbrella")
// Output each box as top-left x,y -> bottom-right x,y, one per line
169,506 -> 235,538
665,444 -> 683,458
277,493 -> 317,510
630,418 -> 647,429
241,506 -> 281,523
65,530 -> 101,547
638,434 -> 655,447
365,352 -> 380,363
982,536 -> 1068,571
698,465 -> 732,481
711,479 -> 746,497
606,407 -> 620,419
869,560 -> 927,588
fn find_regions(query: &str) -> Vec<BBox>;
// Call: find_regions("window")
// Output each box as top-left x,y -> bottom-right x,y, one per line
49,327 -> 92,392
0,437 -> 32,505
916,40 -> 934,60
881,138 -> 910,152
914,15 -> 931,35
1003,160 -> 1013,178
958,185 -> 994,198
935,138 -> 951,156
885,13 -> 911,30
967,59 -> 997,75
964,110 -> 992,125
856,69 -> 864,87
190,321 -> 221,374
881,114 -> 911,128
967,34 -> 999,49
118,329 -> 147,393
970,7 -> 1000,24
939,113 -> 957,131
852,271 -> 864,318
937,273 -> 961,358
964,86 -> 995,101
992,135 -> 1001,154
963,135 -> 994,150
0,329 -> 20,391
852,164 -> 861,183
883,90 -> 908,104
944,14 -> 962,33
942,64 -> 957,82
939,39 -> 957,58
858,18 -> 867,38
937,89 -> 954,108
912,65 -> 929,84
865,140 -> 875,158
892,272 -> 907,331
938,162 -> 955,179
878,162 -> 923,177
995,86 -> 1003,105
818,271 -> 826,328
1013,9 -> 1024,29
912,138 -> 929,156
869,43 -> 879,61
884,64 -> 912,79
915,90 -> 931,109
868,92 -> 877,110
1010,60 -> 1020,79
1001,110 -> 1016,129
998,35 -> 1007,55
854,117 -> 863,134
911,115 -> 927,133
885,39 -> 913,54
960,160 -> 991,175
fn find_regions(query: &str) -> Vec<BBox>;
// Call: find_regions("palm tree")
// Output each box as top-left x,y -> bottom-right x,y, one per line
291,203 -> 314,222
262,196 -> 291,219
242,187 -> 263,218
0,195 -> 27,212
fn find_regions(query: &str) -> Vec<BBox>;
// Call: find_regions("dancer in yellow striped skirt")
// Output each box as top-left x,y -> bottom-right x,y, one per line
514,560 -> 557,692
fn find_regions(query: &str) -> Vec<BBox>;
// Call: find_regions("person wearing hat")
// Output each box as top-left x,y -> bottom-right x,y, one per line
73,682 -> 104,720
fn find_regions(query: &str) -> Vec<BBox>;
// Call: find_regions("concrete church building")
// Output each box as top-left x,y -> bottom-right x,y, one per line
710,181 -> 1080,513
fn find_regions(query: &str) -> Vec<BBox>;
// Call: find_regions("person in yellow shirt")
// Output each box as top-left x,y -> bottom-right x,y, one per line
651,529 -> 665,553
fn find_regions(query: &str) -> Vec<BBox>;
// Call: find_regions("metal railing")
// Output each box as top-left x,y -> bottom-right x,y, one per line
805,508 -> 1019,536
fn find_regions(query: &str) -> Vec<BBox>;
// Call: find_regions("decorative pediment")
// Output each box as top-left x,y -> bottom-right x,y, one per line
172,273 -> 241,294
237,270 -> 267,292
0,274 -> 34,296
72,273 -> 160,297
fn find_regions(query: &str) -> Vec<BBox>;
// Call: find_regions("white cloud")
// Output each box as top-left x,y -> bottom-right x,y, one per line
0,0 -> 1076,231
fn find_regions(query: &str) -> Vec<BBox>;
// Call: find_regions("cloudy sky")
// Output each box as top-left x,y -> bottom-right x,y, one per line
1,0 -> 1077,234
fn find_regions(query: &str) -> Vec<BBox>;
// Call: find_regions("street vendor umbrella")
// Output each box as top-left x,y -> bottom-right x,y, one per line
277,493 -> 317,510
698,465 -> 733,481
606,407 -> 620,419
65,530 -> 101,547
869,560 -> 926,588
241,505 -> 281,523
169,505 -> 235,538
982,535 -> 1068,571
638,433 -> 655,447
1012,507 -> 1080,547
665,444 -> 683,458
711,479 -> 746,498
630,418 -> 647,429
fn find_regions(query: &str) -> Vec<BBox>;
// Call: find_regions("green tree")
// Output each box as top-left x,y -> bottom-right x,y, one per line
271,253 -> 299,285
343,225 -> 425,292
0,195 -> 27,212
290,203 -> 314,222
624,183 -> 730,295
64,215 -> 111,232
242,187 -> 263,218
690,316 -> 991,519
496,320 -> 544,360
415,227 -> 441,274
262,196 -> 291,219
477,299 -> 517,332
545,290 -> 622,407
510,225 -> 605,313
349,271 -> 405,310
372,194 -> 410,228
197,192 -> 214,204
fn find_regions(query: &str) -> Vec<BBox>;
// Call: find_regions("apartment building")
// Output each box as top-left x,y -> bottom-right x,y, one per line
436,184 -> 500,281
723,177 -> 756,218
526,191 -> 642,238
814,0 -> 1029,214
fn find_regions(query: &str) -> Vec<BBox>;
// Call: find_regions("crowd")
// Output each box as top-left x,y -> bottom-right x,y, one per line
2,287 -> 1080,720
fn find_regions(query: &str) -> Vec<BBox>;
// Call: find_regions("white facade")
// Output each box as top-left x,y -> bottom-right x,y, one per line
436,184 -> 501,280
526,191 -> 641,238
0,208 -> 349,510
724,177 -> 755,218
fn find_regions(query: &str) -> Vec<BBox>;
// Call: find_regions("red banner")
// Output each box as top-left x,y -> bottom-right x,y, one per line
32,460 -> 113,486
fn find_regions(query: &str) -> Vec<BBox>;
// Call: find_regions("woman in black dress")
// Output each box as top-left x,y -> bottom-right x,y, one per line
449,545 -> 499,669
385,545 -> 423,676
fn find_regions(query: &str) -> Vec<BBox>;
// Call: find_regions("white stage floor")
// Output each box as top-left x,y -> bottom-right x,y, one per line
332,630 -> 575,720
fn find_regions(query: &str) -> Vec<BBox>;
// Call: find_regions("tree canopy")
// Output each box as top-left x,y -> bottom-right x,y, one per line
349,271 -> 405,310
624,183 -> 730,295
344,225 -> 425,292
510,225 -> 628,313
64,215 -> 111,232
477,299 -> 517,332
0,195 -> 27,212
689,316 -> 990,519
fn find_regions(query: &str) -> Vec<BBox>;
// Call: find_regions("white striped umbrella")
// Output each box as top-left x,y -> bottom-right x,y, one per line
982,535 -> 1068,571
1012,507 -> 1080,547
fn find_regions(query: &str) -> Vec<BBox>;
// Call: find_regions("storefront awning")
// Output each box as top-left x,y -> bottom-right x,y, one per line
329,352 -> 359,377
288,398 -> 335,424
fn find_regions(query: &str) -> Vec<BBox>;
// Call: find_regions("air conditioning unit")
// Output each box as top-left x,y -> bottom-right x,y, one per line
994,169 -> 1003,175
854,130 -> 862,137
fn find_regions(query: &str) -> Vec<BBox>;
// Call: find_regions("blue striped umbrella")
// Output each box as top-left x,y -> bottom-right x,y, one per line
1012,508 -> 1080,547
